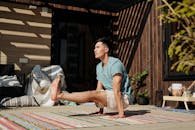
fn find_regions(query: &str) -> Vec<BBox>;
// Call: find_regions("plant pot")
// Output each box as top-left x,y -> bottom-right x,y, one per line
137,97 -> 149,105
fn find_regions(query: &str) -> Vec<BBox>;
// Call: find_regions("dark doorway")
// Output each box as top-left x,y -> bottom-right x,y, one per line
51,9 -> 113,92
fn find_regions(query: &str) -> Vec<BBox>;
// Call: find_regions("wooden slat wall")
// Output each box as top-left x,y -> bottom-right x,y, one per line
116,1 -> 152,71
0,2 -> 51,74
116,0 -> 192,104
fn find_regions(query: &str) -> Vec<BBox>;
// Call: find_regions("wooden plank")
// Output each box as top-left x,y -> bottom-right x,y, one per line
163,96 -> 195,101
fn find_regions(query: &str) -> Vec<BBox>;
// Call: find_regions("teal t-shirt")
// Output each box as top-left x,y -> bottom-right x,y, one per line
96,57 -> 131,97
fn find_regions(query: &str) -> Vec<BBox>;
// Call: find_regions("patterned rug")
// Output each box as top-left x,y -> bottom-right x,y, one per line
0,105 -> 194,130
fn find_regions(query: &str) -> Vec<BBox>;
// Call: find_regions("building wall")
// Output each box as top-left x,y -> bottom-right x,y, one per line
0,2 -> 51,74
131,0 -> 164,104
116,0 -> 192,104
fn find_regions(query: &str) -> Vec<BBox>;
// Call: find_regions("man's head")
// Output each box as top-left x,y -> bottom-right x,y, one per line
95,37 -> 112,50
94,37 -> 112,59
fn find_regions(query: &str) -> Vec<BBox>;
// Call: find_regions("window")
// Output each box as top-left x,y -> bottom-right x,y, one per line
162,22 -> 195,81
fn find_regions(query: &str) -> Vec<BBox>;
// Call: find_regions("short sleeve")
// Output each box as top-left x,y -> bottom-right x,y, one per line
111,61 -> 123,77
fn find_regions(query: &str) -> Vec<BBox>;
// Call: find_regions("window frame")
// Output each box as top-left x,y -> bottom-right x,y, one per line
162,22 -> 195,81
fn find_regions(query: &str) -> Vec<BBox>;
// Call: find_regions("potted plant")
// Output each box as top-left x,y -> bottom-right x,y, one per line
136,89 -> 149,105
129,69 -> 149,104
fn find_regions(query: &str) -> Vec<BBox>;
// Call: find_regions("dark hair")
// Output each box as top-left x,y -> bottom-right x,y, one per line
95,37 -> 112,50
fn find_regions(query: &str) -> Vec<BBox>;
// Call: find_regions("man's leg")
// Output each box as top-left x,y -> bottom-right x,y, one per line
51,78 -> 107,106
51,76 -> 61,101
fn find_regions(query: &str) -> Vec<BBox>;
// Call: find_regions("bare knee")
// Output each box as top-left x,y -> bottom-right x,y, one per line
88,90 -> 106,103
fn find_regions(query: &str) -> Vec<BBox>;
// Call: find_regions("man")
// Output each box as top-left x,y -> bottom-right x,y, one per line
51,37 -> 131,118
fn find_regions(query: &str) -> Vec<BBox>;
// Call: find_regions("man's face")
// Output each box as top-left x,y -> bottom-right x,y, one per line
94,42 -> 109,59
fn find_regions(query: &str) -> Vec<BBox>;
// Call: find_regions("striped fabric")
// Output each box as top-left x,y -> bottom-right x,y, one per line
0,96 -> 39,107
0,75 -> 22,87
0,108 -> 193,130
26,65 -> 66,96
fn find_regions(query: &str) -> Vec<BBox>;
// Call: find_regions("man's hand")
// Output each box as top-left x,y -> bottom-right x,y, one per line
111,113 -> 125,118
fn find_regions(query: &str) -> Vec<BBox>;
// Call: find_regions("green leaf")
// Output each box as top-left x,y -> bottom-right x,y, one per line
159,0 -> 195,74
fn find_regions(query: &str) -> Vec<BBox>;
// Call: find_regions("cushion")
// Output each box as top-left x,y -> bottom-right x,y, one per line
0,75 -> 22,87
0,96 -> 39,107
0,75 -> 24,100
26,65 -> 51,95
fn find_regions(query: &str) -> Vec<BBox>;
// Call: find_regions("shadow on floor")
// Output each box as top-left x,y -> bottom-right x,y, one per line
69,109 -> 150,117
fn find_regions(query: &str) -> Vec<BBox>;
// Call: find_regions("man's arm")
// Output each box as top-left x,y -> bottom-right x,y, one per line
112,73 -> 124,118
96,81 -> 104,114
96,80 -> 103,91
